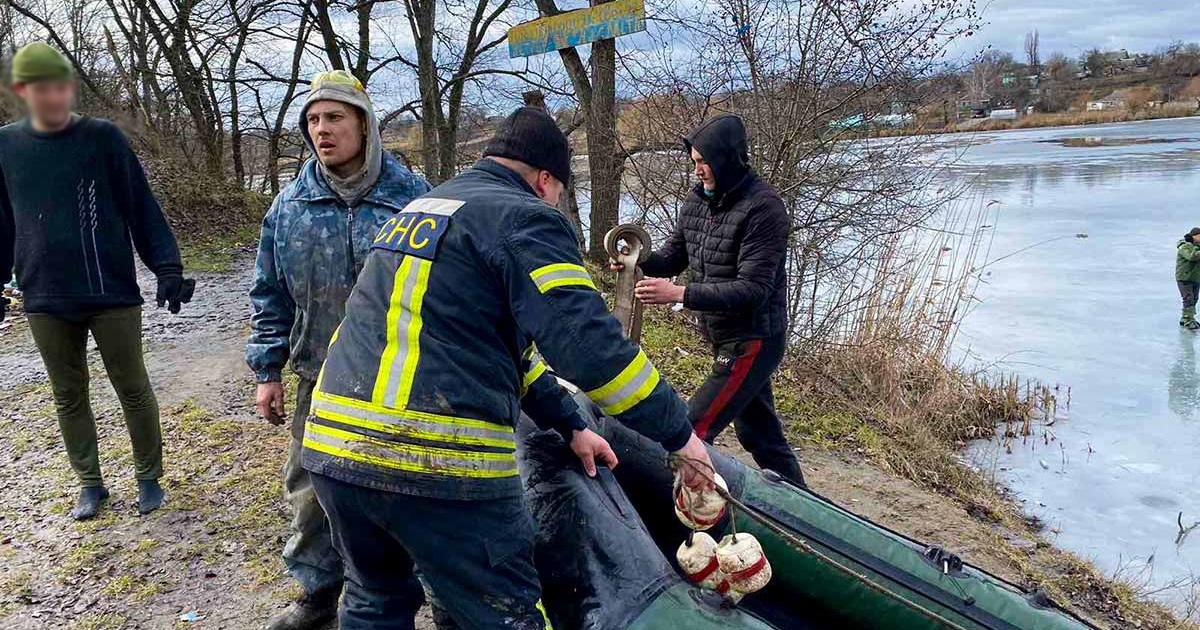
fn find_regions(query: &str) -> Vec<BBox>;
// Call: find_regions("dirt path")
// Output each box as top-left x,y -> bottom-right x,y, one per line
0,258 -> 1098,629
0,258 -> 434,630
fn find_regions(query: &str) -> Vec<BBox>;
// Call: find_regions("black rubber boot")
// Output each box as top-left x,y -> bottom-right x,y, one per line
71,486 -> 110,521
266,587 -> 340,630
137,479 -> 165,515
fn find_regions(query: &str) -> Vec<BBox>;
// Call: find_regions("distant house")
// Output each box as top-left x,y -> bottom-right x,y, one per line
989,108 -> 1018,120
828,112 -> 913,131
1087,92 -> 1125,111
957,97 -> 991,120
873,113 -> 914,127
829,114 -> 867,131
1101,50 -> 1137,76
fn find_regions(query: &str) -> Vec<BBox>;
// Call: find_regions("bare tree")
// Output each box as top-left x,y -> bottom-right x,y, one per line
1024,30 -> 1040,75
530,0 -> 621,262
966,50 -> 1010,102
403,0 -> 515,183
621,0 -> 981,345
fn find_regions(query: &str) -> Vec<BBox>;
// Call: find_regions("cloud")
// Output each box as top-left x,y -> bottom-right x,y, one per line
951,0 -> 1200,60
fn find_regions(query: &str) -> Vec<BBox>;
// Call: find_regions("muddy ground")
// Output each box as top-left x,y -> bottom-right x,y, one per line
0,257 -> 1087,629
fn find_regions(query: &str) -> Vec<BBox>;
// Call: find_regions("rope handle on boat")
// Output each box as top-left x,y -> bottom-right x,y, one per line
670,455 -> 975,630
671,455 -> 738,540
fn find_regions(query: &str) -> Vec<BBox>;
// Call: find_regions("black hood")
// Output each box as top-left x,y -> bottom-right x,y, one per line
683,114 -> 751,196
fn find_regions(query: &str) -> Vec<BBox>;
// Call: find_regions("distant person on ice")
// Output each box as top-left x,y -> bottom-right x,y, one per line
0,42 -> 194,520
613,114 -> 804,485
245,70 -> 430,630
1177,227 -> 1200,330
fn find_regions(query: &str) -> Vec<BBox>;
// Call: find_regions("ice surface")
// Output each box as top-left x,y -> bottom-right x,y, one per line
946,118 -> 1200,609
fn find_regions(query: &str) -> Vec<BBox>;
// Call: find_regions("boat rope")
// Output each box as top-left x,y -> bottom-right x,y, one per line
671,455 -> 975,630
604,223 -> 650,343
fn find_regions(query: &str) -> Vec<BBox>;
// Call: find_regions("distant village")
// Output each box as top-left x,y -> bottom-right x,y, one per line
833,37 -> 1200,134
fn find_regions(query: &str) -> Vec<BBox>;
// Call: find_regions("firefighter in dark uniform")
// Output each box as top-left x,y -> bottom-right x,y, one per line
304,107 -> 716,630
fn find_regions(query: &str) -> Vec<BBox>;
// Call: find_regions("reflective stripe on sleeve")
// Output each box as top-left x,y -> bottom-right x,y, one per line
585,348 -> 661,415
537,600 -> 554,630
312,391 -> 516,450
373,257 -> 433,407
521,358 -> 548,396
529,263 -> 596,293
303,421 -> 518,478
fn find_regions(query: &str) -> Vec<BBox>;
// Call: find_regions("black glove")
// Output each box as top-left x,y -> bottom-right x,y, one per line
156,274 -> 196,314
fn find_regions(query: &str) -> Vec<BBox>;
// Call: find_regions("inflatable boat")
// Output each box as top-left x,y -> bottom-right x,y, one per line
516,393 -> 1101,630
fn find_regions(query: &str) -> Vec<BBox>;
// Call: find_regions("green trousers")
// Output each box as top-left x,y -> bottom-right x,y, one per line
27,306 -> 163,487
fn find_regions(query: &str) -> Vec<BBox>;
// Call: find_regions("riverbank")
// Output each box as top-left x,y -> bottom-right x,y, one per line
641,300 -> 1194,630
0,251 -> 1190,628
875,105 -> 1198,138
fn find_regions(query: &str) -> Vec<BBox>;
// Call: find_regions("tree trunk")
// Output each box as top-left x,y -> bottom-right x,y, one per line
267,8 -> 311,195
409,0 -> 441,182
585,33 -> 619,262
310,0 -> 345,71
353,0 -> 371,83
230,87 -> 245,185
436,116 -> 457,182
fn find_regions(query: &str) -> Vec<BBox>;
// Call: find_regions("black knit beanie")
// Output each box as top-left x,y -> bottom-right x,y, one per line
483,107 -> 572,185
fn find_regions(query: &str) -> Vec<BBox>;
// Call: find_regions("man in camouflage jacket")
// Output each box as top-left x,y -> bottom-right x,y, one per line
245,71 -> 430,630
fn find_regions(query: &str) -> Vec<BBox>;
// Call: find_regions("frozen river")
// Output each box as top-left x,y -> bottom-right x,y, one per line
943,117 -> 1200,607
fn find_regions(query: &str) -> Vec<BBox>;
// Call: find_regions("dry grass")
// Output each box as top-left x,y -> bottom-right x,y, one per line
145,156 -> 269,272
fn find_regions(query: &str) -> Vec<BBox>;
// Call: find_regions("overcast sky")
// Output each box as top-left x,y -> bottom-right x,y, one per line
951,0 -> 1200,61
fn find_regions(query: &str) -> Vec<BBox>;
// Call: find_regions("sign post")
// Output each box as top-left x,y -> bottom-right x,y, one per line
507,0 -> 646,59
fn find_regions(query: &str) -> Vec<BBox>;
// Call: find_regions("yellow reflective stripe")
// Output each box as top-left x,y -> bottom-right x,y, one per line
537,600 -> 554,630
585,349 -> 661,415
314,390 -> 515,437
304,422 -> 518,478
540,276 -> 597,291
522,359 -> 548,392
374,256 -> 414,404
530,262 -> 585,279
312,395 -> 516,450
529,263 -> 596,293
373,257 -> 432,407
395,258 -> 431,406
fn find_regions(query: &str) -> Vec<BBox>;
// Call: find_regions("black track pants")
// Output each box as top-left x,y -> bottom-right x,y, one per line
688,334 -> 804,485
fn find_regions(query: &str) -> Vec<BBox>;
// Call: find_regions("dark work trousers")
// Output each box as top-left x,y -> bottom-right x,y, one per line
1179,281 -> 1198,310
311,473 -> 547,630
282,377 -> 344,597
689,334 -> 804,485
26,306 -> 162,487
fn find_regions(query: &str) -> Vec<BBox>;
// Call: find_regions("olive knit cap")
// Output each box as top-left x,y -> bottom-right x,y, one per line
12,42 -> 74,85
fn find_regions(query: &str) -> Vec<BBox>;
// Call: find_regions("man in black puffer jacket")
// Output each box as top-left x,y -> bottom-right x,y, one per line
619,114 -> 804,484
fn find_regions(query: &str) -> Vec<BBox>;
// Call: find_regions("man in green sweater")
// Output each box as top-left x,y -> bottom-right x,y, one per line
0,42 -> 194,519
1176,228 -> 1200,330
